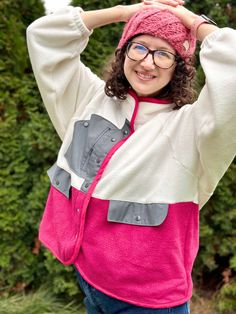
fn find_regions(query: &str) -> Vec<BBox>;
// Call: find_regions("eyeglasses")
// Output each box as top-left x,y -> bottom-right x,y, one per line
126,42 -> 177,69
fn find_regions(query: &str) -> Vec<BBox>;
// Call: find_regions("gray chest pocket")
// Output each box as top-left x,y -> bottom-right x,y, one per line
65,114 -> 130,191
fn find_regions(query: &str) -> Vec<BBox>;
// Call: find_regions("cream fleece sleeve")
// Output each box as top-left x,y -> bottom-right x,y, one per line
192,28 -> 236,207
27,6 -> 104,140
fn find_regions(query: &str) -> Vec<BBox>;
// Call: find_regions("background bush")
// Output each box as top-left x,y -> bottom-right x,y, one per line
0,0 -> 235,311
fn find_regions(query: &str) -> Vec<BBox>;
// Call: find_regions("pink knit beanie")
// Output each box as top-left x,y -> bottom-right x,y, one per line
118,9 -> 196,60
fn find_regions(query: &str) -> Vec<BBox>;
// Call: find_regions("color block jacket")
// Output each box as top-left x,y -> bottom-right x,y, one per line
27,6 -> 236,309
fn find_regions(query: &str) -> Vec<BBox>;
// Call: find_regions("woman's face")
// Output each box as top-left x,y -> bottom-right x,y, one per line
123,34 -> 176,97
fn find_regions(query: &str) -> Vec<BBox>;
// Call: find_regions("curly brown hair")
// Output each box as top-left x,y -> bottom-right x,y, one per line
104,41 -> 197,109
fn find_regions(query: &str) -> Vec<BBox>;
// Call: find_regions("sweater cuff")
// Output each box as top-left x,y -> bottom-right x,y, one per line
200,27 -> 223,50
71,6 -> 93,37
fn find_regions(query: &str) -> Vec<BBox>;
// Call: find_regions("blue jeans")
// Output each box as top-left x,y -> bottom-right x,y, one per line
75,270 -> 190,314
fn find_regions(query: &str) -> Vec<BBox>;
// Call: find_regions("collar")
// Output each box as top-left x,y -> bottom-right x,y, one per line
128,89 -> 172,105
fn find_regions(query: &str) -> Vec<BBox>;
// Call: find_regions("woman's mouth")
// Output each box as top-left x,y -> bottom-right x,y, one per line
136,71 -> 156,81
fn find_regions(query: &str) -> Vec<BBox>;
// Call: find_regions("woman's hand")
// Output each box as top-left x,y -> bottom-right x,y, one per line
159,4 -> 198,29
143,3 -> 219,41
140,1 -> 197,28
143,0 -> 185,6
120,0 -> 185,22
81,0 -> 187,31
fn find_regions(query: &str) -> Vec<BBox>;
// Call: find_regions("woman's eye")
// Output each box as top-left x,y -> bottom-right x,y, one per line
133,44 -> 147,53
156,51 -> 171,59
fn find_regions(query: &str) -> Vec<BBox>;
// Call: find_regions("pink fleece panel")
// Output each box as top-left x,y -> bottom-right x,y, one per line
75,200 -> 199,308
39,186 -> 86,265
39,96 -> 139,264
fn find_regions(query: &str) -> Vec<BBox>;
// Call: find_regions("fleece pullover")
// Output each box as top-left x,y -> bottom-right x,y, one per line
27,6 -> 236,308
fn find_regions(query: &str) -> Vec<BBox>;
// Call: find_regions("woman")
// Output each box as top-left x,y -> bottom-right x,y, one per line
27,0 -> 236,313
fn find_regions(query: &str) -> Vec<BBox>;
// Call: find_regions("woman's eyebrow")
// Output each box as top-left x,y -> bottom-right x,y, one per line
133,40 -> 174,52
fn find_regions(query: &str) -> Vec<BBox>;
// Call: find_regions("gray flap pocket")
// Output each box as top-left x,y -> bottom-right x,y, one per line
108,200 -> 168,226
47,164 -> 71,198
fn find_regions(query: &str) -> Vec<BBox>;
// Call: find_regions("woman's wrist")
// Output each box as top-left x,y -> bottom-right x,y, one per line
115,5 -> 130,22
175,10 -> 198,29
195,23 -> 219,41
190,15 -> 219,41
80,5 -> 125,30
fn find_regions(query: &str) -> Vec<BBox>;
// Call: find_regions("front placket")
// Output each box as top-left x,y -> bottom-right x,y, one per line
69,96 -> 140,263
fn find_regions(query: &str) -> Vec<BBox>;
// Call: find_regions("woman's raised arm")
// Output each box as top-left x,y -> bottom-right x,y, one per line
80,0 -> 184,30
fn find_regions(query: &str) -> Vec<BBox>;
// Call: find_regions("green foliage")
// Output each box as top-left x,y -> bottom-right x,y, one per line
0,0 -> 235,312
193,163 -> 236,313
0,0 -> 45,75
0,287 -> 85,314
43,251 -> 79,297
0,73 -> 59,290
194,163 -> 236,271
217,281 -> 236,313
186,0 -> 231,25
72,0 -> 136,75
0,0 -> 82,299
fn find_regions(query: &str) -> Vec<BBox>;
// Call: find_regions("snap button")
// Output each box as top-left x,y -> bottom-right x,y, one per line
84,183 -> 89,188
96,158 -> 101,164
123,130 -> 128,135
83,121 -> 89,127
55,180 -> 60,185
111,138 -> 116,142
135,215 -> 141,222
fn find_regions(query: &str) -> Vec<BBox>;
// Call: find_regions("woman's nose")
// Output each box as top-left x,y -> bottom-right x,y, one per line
140,53 -> 156,69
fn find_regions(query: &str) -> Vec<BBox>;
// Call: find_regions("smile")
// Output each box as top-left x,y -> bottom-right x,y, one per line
136,71 -> 156,81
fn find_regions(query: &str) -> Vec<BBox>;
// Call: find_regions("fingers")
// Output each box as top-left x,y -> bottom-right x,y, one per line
122,0 -> 185,23
141,1 -> 173,11
143,0 -> 185,7
140,1 -> 197,29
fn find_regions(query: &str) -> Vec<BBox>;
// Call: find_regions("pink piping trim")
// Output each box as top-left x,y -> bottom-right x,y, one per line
130,92 -> 139,132
70,95 -> 139,263
128,89 -> 171,105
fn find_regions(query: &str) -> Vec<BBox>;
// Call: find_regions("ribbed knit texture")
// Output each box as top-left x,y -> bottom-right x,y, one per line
118,9 -> 196,60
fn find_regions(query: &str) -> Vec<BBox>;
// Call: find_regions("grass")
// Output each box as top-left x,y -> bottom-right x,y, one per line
0,288 -> 229,314
191,290 -> 218,314
0,288 -> 86,314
